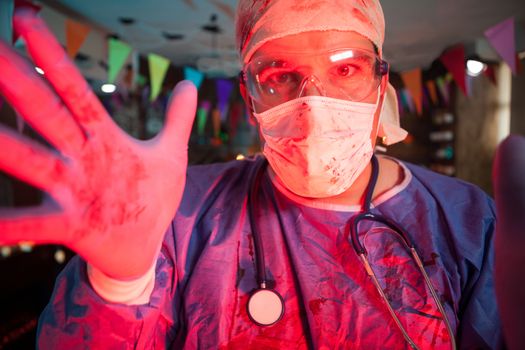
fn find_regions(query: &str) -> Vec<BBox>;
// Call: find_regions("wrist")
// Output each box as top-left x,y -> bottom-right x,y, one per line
87,261 -> 156,305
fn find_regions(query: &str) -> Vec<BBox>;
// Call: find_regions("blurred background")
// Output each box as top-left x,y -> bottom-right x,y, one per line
0,0 -> 524,348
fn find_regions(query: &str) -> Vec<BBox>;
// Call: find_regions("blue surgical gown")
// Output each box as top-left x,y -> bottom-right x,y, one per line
37,156 -> 504,349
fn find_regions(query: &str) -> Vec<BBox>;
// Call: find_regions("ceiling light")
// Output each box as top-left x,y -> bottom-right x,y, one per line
35,66 -> 44,75
466,59 -> 486,77
101,83 -> 116,93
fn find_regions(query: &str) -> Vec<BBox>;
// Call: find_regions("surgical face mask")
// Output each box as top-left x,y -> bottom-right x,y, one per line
254,94 -> 379,198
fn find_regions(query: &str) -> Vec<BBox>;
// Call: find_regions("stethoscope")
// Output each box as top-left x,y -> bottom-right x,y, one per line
246,155 -> 457,350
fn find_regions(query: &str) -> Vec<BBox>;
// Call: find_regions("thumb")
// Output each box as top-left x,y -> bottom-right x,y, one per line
493,134 -> 525,350
157,80 -> 198,150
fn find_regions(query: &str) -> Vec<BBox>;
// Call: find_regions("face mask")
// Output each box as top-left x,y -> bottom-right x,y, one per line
254,95 -> 379,198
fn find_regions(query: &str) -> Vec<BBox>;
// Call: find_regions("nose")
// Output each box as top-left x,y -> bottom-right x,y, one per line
297,75 -> 327,98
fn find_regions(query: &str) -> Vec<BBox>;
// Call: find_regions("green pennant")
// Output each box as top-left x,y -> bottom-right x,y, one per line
108,38 -> 132,84
148,53 -> 171,102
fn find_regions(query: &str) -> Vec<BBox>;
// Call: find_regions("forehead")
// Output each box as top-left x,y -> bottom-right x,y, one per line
251,30 -> 375,60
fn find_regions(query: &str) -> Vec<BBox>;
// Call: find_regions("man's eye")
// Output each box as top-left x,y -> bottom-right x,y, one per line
273,73 -> 291,84
336,64 -> 357,77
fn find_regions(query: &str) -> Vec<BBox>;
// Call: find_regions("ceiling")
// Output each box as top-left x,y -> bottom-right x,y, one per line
50,0 -> 525,76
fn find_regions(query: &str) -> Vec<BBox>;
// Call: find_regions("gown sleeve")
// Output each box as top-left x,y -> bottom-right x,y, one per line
456,202 -> 506,349
36,223 -> 181,349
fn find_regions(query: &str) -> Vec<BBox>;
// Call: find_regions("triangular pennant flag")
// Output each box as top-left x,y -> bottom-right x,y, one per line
148,53 -> 171,102
440,45 -> 467,96
401,68 -> 423,115
197,100 -> 211,136
435,77 -> 450,106
211,108 -> 221,139
65,19 -> 91,59
401,89 -> 415,115
215,79 -> 234,121
483,65 -> 497,85
426,80 -> 439,106
184,66 -> 204,90
484,17 -> 517,75
108,38 -> 132,84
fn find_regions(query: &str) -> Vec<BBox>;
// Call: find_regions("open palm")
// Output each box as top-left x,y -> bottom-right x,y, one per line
0,9 -> 197,279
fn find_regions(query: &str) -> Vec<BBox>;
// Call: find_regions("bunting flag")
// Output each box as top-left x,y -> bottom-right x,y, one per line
211,108 -> 222,140
184,66 -> 205,90
215,79 -> 235,121
65,19 -> 91,58
440,45 -> 467,96
401,68 -> 423,115
400,89 -> 415,115
229,102 -> 243,137
425,80 -> 439,106
148,53 -> 171,102
484,17 -> 517,75
197,100 -> 211,136
435,76 -> 450,106
136,74 -> 147,87
108,38 -> 132,84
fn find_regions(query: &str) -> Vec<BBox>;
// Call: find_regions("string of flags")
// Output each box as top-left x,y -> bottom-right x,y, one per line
10,5 -> 524,122
397,17 -> 522,117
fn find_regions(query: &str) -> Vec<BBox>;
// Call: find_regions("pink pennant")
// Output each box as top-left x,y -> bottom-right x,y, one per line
484,17 -> 517,75
440,45 -> 467,96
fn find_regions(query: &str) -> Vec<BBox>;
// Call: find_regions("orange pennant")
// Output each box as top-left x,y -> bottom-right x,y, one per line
401,68 -> 423,116
425,80 -> 439,106
66,19 -> 91,58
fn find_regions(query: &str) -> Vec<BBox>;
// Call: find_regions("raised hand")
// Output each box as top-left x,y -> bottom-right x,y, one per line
0,9 -> 197,280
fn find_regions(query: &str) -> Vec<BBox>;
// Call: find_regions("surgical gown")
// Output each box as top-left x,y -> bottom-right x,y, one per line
37,156 -> 504,349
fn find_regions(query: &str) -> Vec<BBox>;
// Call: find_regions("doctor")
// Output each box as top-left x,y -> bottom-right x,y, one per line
0,0 -> 503,349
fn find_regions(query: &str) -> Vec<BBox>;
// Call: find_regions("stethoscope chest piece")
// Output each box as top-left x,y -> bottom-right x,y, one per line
247,288 -> 285,326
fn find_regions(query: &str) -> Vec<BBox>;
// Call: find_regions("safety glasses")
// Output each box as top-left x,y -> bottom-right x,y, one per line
241,48 -> 389,109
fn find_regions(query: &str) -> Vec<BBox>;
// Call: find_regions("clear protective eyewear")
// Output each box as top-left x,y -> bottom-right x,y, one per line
242,48 -> 389,109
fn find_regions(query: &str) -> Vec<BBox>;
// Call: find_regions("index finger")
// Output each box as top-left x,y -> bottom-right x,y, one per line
13,9 -> 112,133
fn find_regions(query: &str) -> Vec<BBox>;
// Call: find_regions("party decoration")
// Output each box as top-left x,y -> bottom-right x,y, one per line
197,100 -> 211,136
440,45 -> 467,96
184,66 -> 205,90
484,17 -> 517,75
426,80 -> 439,106
65,19 -> 91,59
215,79 -> 234,121
211,108 -> 222,145
148,53 -> 171,102
108,38 -> 132,84
435,77 -> 450,106
400,89 -> 415,115
401,68 -> 423,115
